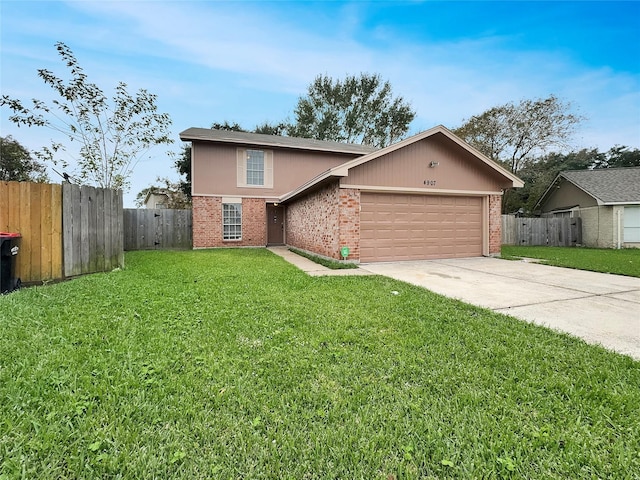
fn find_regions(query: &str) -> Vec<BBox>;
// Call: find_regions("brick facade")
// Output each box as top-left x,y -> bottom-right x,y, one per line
285,182 -> 341,259
337,188 -> 360,260
192,196 -> 266,248
286,183 -> 361,261
488,194 -> 502,255
192,187 -> 504,260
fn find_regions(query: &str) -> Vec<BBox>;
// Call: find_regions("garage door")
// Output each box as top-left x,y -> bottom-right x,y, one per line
360,193 -> 483,262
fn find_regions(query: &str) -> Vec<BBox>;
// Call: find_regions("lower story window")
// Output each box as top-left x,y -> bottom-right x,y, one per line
223,203 -> 242,240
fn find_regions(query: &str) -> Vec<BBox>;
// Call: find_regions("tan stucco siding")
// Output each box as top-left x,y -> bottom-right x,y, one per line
342,135 -> 508,193
192,142 -> 358,197
541,182 -> 598,212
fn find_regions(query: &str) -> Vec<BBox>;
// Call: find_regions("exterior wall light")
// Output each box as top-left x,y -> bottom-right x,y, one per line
429,161 -> 439,167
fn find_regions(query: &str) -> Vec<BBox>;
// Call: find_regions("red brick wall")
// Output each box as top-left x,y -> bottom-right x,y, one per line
192,196 -> 266,248
286,182 -> 341,259
489,194 -> 502,255
285,183 -> 361,261
338,188 -> 360,261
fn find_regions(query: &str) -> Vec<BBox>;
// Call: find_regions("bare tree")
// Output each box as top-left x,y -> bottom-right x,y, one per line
454,95 -> 583,175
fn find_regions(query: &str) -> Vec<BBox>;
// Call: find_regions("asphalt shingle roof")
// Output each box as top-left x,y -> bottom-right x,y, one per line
561,167 -> 640,204
179,128 -> 378,155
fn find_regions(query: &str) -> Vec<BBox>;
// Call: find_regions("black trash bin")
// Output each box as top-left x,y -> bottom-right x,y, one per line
0,232 -> 21,294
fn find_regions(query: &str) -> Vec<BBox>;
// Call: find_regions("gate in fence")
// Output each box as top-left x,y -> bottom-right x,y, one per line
123,209 -> 192,251
502,216 -> 582,247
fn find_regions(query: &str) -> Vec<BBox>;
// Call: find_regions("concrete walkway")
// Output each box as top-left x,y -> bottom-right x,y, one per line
267,247 -> 373,277
360,257 -> 640,360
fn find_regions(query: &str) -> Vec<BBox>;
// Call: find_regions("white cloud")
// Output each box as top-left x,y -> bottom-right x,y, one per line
2,0 -> 638,205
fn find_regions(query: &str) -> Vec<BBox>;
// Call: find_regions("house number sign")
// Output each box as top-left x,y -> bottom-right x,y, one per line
424,180 -> 437,186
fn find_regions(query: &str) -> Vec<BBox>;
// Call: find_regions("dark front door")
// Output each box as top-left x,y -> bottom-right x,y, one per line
267,204 -> 285,245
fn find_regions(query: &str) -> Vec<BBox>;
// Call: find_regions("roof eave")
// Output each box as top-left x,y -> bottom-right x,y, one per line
279,170 -> 348,204
179,128 -> 375,156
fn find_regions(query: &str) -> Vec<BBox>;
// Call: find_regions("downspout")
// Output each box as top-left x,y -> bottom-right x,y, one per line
617,208 -> 622,249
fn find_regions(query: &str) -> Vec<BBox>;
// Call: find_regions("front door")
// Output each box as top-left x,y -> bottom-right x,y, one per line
267,204 -> 285,245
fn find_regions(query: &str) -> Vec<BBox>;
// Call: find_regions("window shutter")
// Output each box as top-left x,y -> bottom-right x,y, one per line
265,150 -> 274,189
236,149 -> 246,187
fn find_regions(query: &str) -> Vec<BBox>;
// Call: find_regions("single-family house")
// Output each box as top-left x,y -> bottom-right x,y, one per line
180,125 -> 523,262
143,189 -> 171,209
535,167 -> 640,248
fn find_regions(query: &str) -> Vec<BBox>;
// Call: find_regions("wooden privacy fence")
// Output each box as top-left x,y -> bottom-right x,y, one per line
123,209 -> 192,250
502,215 -> 582,247
63,183 -> 124,277
0,181 -> 123,284
0,182 -> 63,283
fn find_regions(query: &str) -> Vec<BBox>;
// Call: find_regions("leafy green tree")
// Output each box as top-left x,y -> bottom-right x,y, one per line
290,73 -> 415,148
454,95 -> 583,175
135,177 -> 190,209
211,121 -> 246,132
1,42 -> 173,191
592,146 -> 640,169
254,121 -> 290,136
505,149 -> 599,214
0,135 -> 48,182
175,144 -> 192,199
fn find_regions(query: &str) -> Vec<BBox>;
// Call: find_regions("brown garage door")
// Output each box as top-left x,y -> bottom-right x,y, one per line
360,193 -> 483,262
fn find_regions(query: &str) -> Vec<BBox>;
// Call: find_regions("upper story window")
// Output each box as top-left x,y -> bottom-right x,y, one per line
246,149 -> 264,185
237,148 -> 273,188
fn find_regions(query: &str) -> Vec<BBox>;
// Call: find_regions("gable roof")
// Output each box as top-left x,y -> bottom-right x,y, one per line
536,167 -> 640,208
180,128 -> 377,155
280,125 -> 524,202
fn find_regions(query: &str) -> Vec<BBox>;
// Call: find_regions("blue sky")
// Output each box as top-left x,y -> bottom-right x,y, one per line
1,0 -> 639,206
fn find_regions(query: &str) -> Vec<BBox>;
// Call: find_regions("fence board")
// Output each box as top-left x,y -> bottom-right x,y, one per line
1,181 -> 122,285
29,184 -> 42,280
123,209 -> 192,250
62,183 -> 124,278
51,184 -> 63,279
502,215 -> 582,247
0,182 -> 64,283
40,183 -> 53,279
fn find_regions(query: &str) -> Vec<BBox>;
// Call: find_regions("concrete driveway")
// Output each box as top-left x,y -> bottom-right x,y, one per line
360,257 -> 640,360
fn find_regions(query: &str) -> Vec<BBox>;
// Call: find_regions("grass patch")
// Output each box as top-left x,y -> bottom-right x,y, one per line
289,247 -> 358,269
1,249 -> 638,478
501,245 -> 640,277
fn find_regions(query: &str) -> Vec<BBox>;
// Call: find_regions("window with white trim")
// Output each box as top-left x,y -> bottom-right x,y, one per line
237,148 -> 273,188
246,149 -> 264,185
223,203 -> 242,241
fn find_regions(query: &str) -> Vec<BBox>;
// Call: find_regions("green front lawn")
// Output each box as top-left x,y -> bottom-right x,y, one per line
1,249 -> 638,478
501,245 -> 640,277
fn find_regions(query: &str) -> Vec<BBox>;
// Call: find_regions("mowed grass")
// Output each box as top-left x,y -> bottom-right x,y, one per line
1,249 -> 639,479
501,245 -> 640,277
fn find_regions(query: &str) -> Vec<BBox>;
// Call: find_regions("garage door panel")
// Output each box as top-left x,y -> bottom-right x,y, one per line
360,193 -> 483,262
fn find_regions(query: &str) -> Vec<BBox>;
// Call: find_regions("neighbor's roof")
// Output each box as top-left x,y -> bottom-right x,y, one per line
143,188 -> 170,204
280,125 -> 524,203
179,128 -> 377,155
537,167 -> 640,207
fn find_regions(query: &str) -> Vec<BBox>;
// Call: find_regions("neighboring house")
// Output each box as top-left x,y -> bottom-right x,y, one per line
144,189 -> 170,209
536,167 -> 640,248
180,126 -> 523,262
